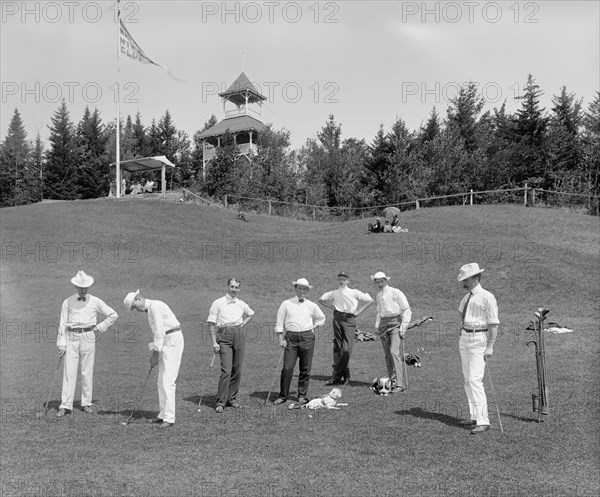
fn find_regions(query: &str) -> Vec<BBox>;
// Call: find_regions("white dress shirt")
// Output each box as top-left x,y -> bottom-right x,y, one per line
57,294 -> 118,347
459,284 -> 499,330
146,299 -> 181,352
275,297 -> 326,334
375,286 -> 411,331
319,287 -> 373,314
207,294 -> 254,327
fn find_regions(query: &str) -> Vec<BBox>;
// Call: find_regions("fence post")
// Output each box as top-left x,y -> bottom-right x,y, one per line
416,200 -> 420,210
470,189 -> 473,206
524,183 -> 528,206
531,189 -> 535,206
224,194 -> 228,208
268,200 -> 272,215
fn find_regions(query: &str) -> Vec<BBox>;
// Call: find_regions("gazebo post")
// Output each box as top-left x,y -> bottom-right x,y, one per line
161,164 -> 166,199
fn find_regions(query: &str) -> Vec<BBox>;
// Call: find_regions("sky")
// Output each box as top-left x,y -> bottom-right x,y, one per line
1,0 -> 599,151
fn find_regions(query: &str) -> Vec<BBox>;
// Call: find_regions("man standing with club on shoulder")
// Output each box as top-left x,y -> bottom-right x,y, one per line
207,278 -> 255,413
56,271 -> 118,417
273,278 -> 326,406
457,263 -> 499,434
372,271 -> 411,393
319,272 -> 374,386
124,289 -> 184,429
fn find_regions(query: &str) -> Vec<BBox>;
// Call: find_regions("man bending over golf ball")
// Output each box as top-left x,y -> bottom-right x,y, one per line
124,290 -> 184,429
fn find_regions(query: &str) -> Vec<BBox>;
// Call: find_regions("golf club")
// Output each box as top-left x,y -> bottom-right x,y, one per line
38,354 -> 64,418
196,353 -> 217,412
401,334 -> 408,391
407,316 -> 434,331
121,364 -> 155,426
486,360 -> 504,433
265,347 -> 285,405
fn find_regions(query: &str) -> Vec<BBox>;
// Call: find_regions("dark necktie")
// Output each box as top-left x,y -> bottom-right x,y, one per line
78,296 -> 86,302
299,298 -> 305,303
461,292 -> 472,325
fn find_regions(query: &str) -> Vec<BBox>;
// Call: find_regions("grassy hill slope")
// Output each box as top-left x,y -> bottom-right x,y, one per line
1,199 -> 599,496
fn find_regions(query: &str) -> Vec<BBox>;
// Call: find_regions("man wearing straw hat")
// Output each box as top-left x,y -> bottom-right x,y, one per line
123,289 -> 184,429
273,278 -> 326,405
56,271 -> 118,417
457,263 -> 499,434
372,271 -> 412,393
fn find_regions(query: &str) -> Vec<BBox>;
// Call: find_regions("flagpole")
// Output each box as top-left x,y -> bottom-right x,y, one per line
116,0 -> 121,198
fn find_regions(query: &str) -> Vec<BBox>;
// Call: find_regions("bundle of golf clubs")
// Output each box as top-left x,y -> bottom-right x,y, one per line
527,307 -> 550,422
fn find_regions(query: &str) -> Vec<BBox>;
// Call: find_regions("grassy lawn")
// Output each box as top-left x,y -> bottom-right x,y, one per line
1,199 -> 598,496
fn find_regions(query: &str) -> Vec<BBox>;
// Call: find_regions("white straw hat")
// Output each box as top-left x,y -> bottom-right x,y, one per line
292,278 -> 313,289
371,271 -> 390,281
457,263 -> 484,281
71,271 -> 94,288
123,289 -> 140,310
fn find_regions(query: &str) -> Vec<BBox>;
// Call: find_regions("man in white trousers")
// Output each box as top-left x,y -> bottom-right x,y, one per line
457,263 -> 499,434
56,271 -> 118,417
124,289 -> 184,429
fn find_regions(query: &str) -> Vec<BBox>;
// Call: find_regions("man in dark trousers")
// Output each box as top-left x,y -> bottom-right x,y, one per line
319,272 -> 374,385
273,278 -> 326,405
207,278 -> 255,412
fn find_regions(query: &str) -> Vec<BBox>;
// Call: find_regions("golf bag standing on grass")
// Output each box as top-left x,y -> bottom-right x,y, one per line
527,307 -> 550,422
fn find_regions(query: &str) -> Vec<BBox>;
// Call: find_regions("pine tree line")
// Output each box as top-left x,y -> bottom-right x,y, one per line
1,74 -> 598,212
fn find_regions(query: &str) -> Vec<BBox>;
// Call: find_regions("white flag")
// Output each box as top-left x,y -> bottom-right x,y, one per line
119,20 -> 185,82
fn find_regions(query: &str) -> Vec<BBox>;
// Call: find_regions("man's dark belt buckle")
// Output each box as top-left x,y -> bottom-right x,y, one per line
336,310 -> 355,318
165,327 -> 181,335
463,328 -> 488,333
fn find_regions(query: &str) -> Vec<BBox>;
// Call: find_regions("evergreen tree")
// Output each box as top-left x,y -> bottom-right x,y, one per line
547,86 -> 583,182
76,107 -> 109,198
132,111 -> 147,157
446,82 -> 484,153
512,74 -> 549,186
419,107 -> 440,144
44,101 -> 79,200
581,92 -> 600,199
0,108 -> 32,206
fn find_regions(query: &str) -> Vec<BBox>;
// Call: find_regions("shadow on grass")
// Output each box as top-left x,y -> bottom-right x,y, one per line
498,412 -> 539,423
394,407 -> 469,429
96,408 -> 156,421
183,394 -> 217,408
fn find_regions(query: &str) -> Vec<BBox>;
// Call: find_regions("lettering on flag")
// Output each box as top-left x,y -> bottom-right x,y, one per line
119,20 -> 185,82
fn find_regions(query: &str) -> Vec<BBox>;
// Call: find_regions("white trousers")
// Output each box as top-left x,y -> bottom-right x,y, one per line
60,331 -> 96,410
157,331 -> 184,423
459,331 -> 489,426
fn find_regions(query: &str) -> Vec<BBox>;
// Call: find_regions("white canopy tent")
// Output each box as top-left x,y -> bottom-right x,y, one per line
110,155 -> 176,198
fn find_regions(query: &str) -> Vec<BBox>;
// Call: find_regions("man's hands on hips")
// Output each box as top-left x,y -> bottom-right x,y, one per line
149,350 -> 159,367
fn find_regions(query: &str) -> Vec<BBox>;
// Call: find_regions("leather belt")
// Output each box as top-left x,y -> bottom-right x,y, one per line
463,328 -> 488,333
165,327 -> 181,335
334,310 -> 355,318
69,326 -> 95,333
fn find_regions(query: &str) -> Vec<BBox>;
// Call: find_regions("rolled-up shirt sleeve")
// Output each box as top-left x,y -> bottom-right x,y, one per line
95,300 -> 118,332
312,304 -> 326,328
484,293 -> 500,326
275,302 -> 287,334
206,300 -> 219,324
243,302 -> 255,318
395,290 -> 412,333
57,300 -> 69,348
